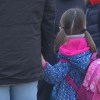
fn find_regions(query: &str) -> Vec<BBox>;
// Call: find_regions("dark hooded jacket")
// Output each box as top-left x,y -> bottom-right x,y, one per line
86,2 -> 100,54
0,0 -> 55,85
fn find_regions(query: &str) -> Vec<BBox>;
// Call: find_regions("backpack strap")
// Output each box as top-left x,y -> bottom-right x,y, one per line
90,52 -> 99,63
59,58 -> 70,63
65,75 -> 79,93
59,58 -> 79,93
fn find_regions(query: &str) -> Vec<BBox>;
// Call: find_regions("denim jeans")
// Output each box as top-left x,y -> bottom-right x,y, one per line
0,81 -> 38,100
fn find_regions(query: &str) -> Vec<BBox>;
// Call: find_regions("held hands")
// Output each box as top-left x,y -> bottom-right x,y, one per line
41,54 -> 46,67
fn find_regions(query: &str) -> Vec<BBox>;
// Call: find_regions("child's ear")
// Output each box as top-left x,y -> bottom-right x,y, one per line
59,26 -> 62,31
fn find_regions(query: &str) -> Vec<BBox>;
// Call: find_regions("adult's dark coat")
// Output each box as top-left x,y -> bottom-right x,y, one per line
86,2 -> 100,54
0,0 -> 55,85
38,0 -> 86,100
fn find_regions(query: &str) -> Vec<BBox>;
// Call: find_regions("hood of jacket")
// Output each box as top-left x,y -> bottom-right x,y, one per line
57,38 -> 92,73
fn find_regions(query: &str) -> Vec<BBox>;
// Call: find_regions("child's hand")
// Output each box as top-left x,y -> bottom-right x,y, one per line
41,54 -> 46,67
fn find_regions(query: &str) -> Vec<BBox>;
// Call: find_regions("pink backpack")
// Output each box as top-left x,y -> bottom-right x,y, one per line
59,53 -> 100,100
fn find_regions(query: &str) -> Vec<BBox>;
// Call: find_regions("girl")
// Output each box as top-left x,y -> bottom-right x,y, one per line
41,8 -> 97,100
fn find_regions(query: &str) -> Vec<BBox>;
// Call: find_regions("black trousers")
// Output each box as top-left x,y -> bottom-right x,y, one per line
37,46 -> 57,100
37,80 -> 54,100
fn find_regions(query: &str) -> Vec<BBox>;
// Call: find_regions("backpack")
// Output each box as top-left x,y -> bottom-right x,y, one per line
59,53 -> 100,100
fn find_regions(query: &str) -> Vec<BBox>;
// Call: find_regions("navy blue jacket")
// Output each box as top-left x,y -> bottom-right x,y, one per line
86,2 -> 100,54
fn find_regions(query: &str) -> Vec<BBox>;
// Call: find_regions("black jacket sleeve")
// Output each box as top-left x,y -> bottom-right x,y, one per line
41,0 -> 55,58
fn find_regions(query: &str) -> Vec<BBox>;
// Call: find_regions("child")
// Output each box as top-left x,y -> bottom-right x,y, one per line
41,8 -> 97,100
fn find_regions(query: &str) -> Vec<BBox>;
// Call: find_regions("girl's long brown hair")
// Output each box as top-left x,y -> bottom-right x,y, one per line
54,8 -> 97,54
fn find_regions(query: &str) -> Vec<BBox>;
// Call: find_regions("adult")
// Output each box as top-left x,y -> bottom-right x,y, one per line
40,0 -> 86,100
0,0 -> 55,100
86,0 -> 100,54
